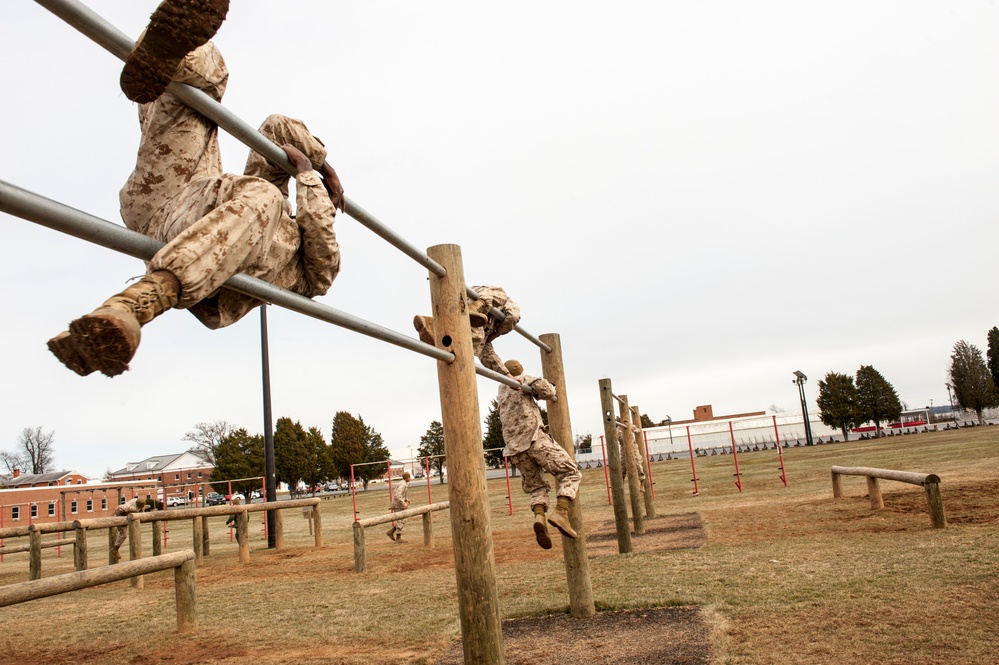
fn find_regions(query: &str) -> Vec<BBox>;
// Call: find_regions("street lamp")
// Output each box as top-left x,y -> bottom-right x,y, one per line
793,370 -> 814,446
665,416 -> 674,451
945,383 -> 957,423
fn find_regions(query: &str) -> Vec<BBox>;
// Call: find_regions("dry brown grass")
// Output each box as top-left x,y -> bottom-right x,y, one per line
0,426 -> 996,664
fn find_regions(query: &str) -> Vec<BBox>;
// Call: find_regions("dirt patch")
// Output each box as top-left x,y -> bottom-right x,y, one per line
883,479 -> 999,525
587,513 -> 706,557
435,606 -> 711,664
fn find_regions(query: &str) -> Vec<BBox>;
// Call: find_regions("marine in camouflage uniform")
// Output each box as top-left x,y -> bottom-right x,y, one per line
617,422 -> 647,487
112,496 -> 148,563
387,472 -> 411,541
48,37 -> 343,377
498,359 -> 580,549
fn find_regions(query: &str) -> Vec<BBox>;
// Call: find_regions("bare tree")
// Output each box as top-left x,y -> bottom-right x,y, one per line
183,420 -> 236,464
769,404 -> 788,415
14,426 -> 56,474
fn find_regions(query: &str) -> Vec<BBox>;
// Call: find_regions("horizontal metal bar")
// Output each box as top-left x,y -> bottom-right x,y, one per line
611,394 -> 627,406
464,287 -> 551,353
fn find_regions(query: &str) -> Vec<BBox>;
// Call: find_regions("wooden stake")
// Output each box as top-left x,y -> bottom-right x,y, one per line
599,378 -> 632,553
618,394 -> 645,534
631,405 -> 656,518
128,516 -> 143,589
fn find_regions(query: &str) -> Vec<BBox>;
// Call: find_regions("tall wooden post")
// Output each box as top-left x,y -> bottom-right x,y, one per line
73,526 -> 87,571
428,244 -> 505,665
107,526 -> 116,566
175,557 -> 197,633
618,395 -> 645,534
539,333 -> 595,618
128,516 -> 143,589
192,517 -> 203,564
274,508 -> 284,550
151,520 -> 163,556
422,512 -> 434,548
28,527 -> 41,581
237,511 -> 250,563
630,405 -> 656,518
312,505 -> 323,547
201,516 -> 210,557
352,522 -> 366,573
598,379 -> 632,553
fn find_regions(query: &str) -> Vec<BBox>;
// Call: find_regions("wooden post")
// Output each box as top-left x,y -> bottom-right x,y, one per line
28,527 -> 41,581
428,244 -> 505,665
151,520 -> 162,556
866,477 -> 884,510
312,505 -> 323,547
174,557 -> 197,634
831,470 -> 843,498
303,506 -> 313,536
274,508 -> 284,550
352,522 -> 366,573
128,516 -> 143,589
925,482 -> 947,528
237,511 -> 249,564
618,395 -> 645,534
201,516 -> 210,557
73,527 -> 87,571
599,378 -> 632,553
107,526 -> 116,566
422,512 -> 434,548
631,405 -> 656,518
192,517 -> 203,564
539,333 -> 595,618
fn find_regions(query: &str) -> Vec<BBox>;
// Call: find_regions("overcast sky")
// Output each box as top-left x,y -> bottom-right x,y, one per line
2,1 -> 997,479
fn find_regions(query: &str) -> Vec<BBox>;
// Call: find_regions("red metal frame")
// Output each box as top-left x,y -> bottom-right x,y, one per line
643,430 -> 656,499
729,421 -> 743,492
686,426 -> 700,496
773,415 -> 789,486
600,435 -> 611,504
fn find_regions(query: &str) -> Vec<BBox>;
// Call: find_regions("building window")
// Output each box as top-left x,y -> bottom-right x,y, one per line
101,497 -> 108,511
30,504 -> 38,519
86,499 -> 94,513
11,506 -> 19,521
48,503 -> 56,517
76,479 -> 82,484
198,471 -> 203,478
174,474 -> 180,480
71,500 -> 78,515
187,472 -> 192,479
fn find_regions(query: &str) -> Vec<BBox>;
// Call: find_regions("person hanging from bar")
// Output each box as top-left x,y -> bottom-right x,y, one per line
413,286 -> 520,374
387,471 -> 411,542
617,418 -> 646,492
48,0 -> 344,377
497,359 -> 580,549
111,494 -> 150,563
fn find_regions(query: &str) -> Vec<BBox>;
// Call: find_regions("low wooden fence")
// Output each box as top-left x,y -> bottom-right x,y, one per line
352,501 -> 450,573
0,549 -> 197,633
831,466 -> 946,528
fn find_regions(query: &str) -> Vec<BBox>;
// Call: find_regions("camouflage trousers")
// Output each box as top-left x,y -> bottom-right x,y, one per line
391,502 -> 407,534
113,525 -> 128,551
509,432 -> 580,510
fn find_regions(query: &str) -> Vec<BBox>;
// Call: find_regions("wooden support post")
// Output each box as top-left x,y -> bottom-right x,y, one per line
831,470 -> 843,498
201,516 -> 210,557
303,506 -> 313,536
28,528 -> 41,581
925,482 -> 947,528
312,505 -> 323,547
866,477 -> 884,510
352,522 -> 366,573
274,508 -> 284,550
107,526 -> 116,566
236,511 -> 249,564
428,244 -> 505,665
618,394 -> 645,534
631,405 -> 656,518
598,378 -> 632,553
174,557 -> 197,634
128,516 -> 143,589
73,527 -> 87,571
422,512 -> 433,548
540,332 -> 595,618
151,520 -> 162,557
192,517 -> 203,564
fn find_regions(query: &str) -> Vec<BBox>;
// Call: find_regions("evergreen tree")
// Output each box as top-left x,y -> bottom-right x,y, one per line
212,428 -> 264,500
986,327 -> 999,391
418,420 -> 447,483
329,411 -> 366,486
854,365 -> 902,436
482,399 -> 505,468
949,340 -> 999,424
299,426 -> 329,495
816,372 -> 860,441
274,417 -> 311,494
354,418 -> 390,489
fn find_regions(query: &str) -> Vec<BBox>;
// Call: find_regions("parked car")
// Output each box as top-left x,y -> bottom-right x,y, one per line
205,492 -> 226,506
250,490 -> 261,500
227,493 -> 246,504
166,496 -> 187,507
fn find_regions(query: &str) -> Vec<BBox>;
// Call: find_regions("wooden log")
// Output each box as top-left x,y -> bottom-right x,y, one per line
30,520 -> 80,535
631,404 -> 656,518
201,516 -> 210,557
422,512 -> 433,548
128,516 -> 143,589
29,529 -> 41,581
151,520 -> 162,557
274,508 -> 284,550
599,378 -> 632,553
174,557 -> 197,633
540,332 -> 595,619
356,502 -> 450,528
0,526 -> 31,539
428,244 -> 504,665
192,517 -> 203,564
0,539 -> 65,555
925,482 -> 947,528
866,477 -> 884,510
352,521 -> 366,573
74,516 -> 129,530
107,525 -> 116,566
236,511 -> 249,564
312,505 -> 323,547
0,550 -> 194,608
831,470 -> 844,498
830,466 -> 938,486
74,527 -> 87,571
618,394 -> 645,534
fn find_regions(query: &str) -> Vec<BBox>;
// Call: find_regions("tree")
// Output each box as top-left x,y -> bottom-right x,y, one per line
816,372 -> 860,441
0,450 -> 27,476
329,411 -> 367,486
6,427 -> 57,474
949,340 -> 999,425
986,327 -> 999,391
354,419 -> 390,490
769,404 -> 788,415
274,417 -> 311,494
183,420 -> 235,465
854,365 -> 902,436
418,420 -> 447,483
300,426 -> 330,495
212,428 -> 265,500
482,399 -> 505,468
640,414 -> 655,428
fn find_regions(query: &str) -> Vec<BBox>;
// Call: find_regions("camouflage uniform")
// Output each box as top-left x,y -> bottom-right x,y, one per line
470,286 -> 520,372
112,496 -> 147,555
498,373 -> 580,510
119,42 -> 339,329
391,476 -> 410,537
617,425 -> 647,485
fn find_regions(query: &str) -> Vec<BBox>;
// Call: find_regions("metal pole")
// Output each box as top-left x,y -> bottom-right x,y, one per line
261,306 -> 277,548
503,457 -> 513,515
773,415 -> 788,487
686,426 -> 700,496
794,372 -> 814,446
729,421 -> 743,492
600,436 -> 611,505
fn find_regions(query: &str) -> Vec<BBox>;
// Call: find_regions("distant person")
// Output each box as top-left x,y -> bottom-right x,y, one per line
111,495 -> 150,563
225,495 -> 244,543
497,359 -> 580,549
617,419 -> 646,491
387,471 -> 411,541
48,1 -> 343,377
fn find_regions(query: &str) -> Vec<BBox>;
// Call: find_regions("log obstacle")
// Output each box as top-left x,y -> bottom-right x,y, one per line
352,501 -> 450,573
0,549 -> 197,633
831,466 -> 946,528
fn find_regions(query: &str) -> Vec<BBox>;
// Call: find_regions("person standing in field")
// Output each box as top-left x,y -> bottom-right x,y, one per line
387,471 -> 411,541
111,495 -> 149,563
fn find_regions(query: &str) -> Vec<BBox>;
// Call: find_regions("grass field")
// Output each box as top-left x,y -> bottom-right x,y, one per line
0,426 -> 996,664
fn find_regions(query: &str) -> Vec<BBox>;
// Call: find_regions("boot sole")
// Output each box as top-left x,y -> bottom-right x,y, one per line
120,0 -> 230,103
547,513 -> 578,540
49,311 -> 140,377
534,519 -> 552,549
47,331 -> 98,376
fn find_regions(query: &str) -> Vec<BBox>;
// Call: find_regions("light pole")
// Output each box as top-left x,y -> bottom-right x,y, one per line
945,383 -> 957,423
793,370 -> 814,446
665,416 -> 674,451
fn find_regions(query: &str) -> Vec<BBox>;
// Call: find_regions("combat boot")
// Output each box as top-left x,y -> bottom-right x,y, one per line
48,271 -> 180,377
120,0 -> 231,103
386,526 -> 397,541
533,504 -> 552,549
546,496 -> 578,540
413,315 -> 435,346
467,297 -> 490,328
